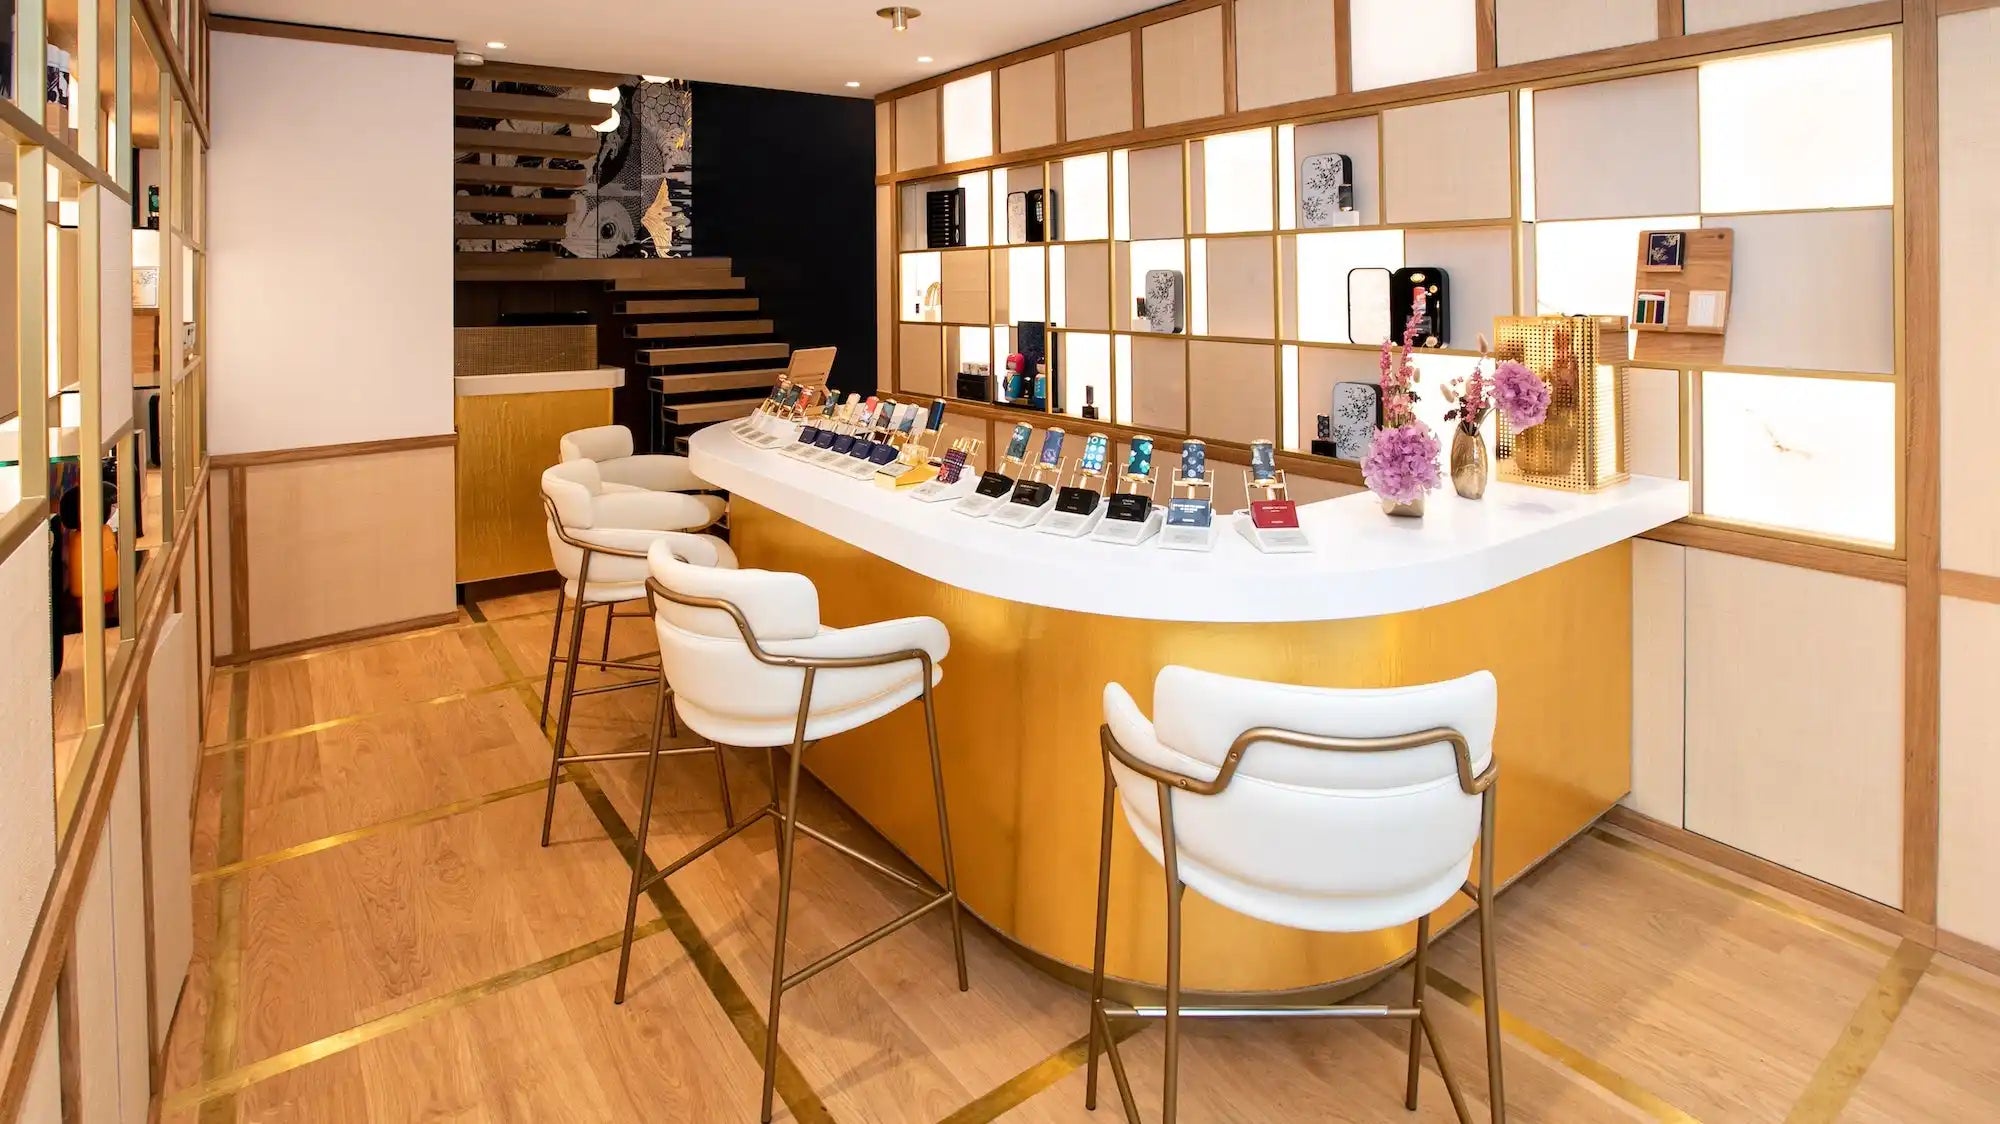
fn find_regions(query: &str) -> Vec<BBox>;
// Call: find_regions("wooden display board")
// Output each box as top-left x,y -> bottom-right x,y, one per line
1631,227 -> 1733,366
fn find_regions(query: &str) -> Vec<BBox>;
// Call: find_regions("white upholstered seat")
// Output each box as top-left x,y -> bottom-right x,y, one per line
1088,666 -> 1506,1124
1103,667 -> 1494,933
542,460 -> 735,604
559,423 -> 726,525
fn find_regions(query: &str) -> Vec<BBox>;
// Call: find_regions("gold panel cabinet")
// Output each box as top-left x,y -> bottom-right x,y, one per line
454,387 -> 613,583
731,498 -> 1634,997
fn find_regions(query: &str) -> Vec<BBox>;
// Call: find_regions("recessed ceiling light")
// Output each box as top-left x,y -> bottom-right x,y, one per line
845,81 -> 861,88
917,55 -> 933,63
486,41 -> 506,49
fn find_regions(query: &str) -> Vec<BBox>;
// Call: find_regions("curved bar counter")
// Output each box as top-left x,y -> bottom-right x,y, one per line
688,424 -> 1690,998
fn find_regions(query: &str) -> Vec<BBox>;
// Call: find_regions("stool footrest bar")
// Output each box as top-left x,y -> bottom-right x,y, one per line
640,804 -> 779,892
570,679 -> 658,700
1106,1002 -> 1417,1020
781,892 -> 952,993
793,820 -> 934,895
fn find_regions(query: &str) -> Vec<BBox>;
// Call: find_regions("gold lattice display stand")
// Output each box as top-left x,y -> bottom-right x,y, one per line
1493,315 -> 1630,493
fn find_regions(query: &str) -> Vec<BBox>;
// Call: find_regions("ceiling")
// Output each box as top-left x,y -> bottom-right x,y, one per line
213,0 -> 1165,97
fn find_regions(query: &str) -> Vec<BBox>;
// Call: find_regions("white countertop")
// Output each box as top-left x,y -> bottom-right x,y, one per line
689,424 -> 1690,624
455,367 -> 625,397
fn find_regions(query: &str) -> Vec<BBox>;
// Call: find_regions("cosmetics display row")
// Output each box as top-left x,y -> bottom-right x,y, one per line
731,382 -> 1310,554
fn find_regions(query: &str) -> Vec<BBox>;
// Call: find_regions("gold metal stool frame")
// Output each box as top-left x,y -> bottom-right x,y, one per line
618,575 -> 971,1124
538,496 -> 731,848
1087,722 -> 1506,1124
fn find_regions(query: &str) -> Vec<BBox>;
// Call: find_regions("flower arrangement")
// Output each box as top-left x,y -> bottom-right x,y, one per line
1443,338 -> 1553,436
1362,295 -> 1443,507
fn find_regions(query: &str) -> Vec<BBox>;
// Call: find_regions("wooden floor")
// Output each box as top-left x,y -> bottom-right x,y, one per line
156,588 -> 2000,1123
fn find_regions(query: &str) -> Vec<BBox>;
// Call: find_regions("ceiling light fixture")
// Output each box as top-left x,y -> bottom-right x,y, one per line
917,55 -> 933,63
587,87 -> 621,104
642,74 -> 672,83
486,41 -> 506,49
877,6 -> 921,32
845,81 -> 862,88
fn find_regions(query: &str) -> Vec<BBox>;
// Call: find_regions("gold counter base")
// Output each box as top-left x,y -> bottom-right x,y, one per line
730,498 -> 1633,995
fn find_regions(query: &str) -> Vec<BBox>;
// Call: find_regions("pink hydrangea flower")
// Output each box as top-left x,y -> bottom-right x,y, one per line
1491,359 -> 1551,430
1362,423 -> 1442,505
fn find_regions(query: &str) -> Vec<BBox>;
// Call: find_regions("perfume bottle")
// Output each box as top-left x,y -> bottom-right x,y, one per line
146,186 -> 160,230
1031,361 -> 1047,407
1081,386 -> 1099,421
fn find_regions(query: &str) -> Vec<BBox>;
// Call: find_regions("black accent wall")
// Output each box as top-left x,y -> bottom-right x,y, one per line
689,81 -> 878,398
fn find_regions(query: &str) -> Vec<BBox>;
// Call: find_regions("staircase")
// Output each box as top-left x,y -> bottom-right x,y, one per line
616,265 -> 791,453
452,60 -> 629,263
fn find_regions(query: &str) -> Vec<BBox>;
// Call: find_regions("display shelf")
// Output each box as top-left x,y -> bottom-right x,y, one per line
991,162 -> 1047,246
899,250 -> 942,323
993,245 -> 1047,325
1281,228 -> 1404,343
1191,128 -> 1274,235
1113,238 -> 1187,334
899,172 -> 991,251
1059,331 -> 1113,421
1052,153 -> 1110,241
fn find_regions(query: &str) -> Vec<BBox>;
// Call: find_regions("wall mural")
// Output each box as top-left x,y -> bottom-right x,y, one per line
455,77 -> 693,258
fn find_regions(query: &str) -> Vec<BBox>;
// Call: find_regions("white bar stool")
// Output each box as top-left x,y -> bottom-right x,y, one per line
1087,666 -> 1506,1124
539,461 -> 737,848
620,542 -> 969,1123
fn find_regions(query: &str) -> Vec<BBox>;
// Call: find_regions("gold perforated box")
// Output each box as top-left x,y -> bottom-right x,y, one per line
1493,315 -> 1630,493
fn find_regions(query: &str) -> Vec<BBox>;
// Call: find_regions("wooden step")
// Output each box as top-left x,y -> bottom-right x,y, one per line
608,275 -> 746,292
455,90 -> 615,126
640,343 -> 790,367
651,369 -> 787,395
454,128 -> 600,158
455,195 -> 575,216
617,297 -> 760,316
455,163 -> 589,189
457,251 -> 558,269
456,223 -> 567,241
459,61 -> 636,88
627,319 -> 775,340
659,397 -> 770,425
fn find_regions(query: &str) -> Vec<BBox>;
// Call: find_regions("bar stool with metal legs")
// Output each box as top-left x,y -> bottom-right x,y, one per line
616,541 -> 970,1123
539,460 -> 736,847
540,442 -> 723,730
1086,666 -> 1506,1124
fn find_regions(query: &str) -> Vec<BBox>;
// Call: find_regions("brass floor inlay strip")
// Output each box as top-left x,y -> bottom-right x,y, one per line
197,675 -> 250,1124
1782,939 -> 1932,1124
1589,827 -> 1897,957
1427,968 -> 1703,1124
200,677 -> 534,757
189,774 -> 592,886
160,916 -> 675,1114
936,1021 -> 1150,1124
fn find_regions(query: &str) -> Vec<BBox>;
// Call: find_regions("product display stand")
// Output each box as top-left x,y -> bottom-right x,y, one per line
1039,460 -> 1109,538
953,454 -> 1023,518
1159,473 -> 1219,552
991,456 -> 1064,529
1237,469 -> 1311,553
1091,468 -> 1162,546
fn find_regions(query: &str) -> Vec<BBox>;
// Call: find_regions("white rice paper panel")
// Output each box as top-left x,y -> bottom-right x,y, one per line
1062,332 -> 1113,421
1702,210 -> 1895,375
1202,236 -> 1276,339
1533,215 -> 1698,318
1700,371 -> 1896,547
1234,0 -> 1339,110
1941,595 -> 2000,949
1684,0 -> 1870,35
1532,70 -> 1699,221
1064,242 -> 1113,331
1349,0 -> 1478,91
998,54 -> 1060,154
1627,539 -> 1686,826
1496,0 -> 1656,66
1698,36 -> 1893,213
1126,144 -> 1186,241
1127,335 -> 1189,431
1403,226 -> 1516,350
896,88 -> 939,172
1684,550 -> 1903,905
1382,93 -> 1512,225
942,73 -> 995,164
1626,366 -> 1680,480
1194,129 -> 1274,234
1938,7 -> 2000,577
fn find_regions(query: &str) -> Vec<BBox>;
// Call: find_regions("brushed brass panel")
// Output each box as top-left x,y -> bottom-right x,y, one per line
730,498 -> 1634,993
454,389 -> 612,583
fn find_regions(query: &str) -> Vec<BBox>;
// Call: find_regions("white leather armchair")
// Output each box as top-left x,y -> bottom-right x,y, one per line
559,424 -> 725,526
1087,666 -> 1505,1124
611,544 -> 968,1123
537,461 -> 737,849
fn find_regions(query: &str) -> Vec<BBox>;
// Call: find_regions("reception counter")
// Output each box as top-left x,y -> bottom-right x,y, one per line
687,424 -> 1690,998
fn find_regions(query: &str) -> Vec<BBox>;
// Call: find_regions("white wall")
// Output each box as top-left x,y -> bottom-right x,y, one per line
207,32 -> 453,455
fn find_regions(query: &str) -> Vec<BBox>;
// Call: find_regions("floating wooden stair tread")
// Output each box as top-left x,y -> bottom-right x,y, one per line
455,164 -> 589,189
458,61 -> 636,88
651,369 -> 787,394
640,343 -> 790,366
608,275 -> 746,292
627,319 -> 775,340
659,397 -> 770,425
456,223 -> 567,241
454,128 -> 600,158
618,297 -> 760,315
455,90 -> 616,126
455,195 -> 576,216
457,251 -> 557,268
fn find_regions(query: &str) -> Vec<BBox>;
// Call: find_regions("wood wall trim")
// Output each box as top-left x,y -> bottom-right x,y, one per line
0,100 -> 135,206
1638,520 -> 1908,584
209,15 -> 457,55
1221,0 -> 1240,114
1937,929 -> 2000,977
1941,569 -> 2000,604
1902,0 -> 1943,929
1476,0 -> 1499,69
1658,0 -> 1685,38
1603,807 -> 1929,943
1937,0 -> 2000,15
875,1 -> 1901,184
1332,0 -> 1353,94
136,0 -> 209,145
227,467 -> 248,657
456,60 -> 636,88
213,611 -> 461,667
0,466 -> 209,1121
209,432 -> 458,470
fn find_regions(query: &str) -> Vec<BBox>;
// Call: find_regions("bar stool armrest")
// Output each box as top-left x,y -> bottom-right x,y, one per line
593,489 -> 716,533
599,454 -> 709,494
762,616 -> 949,669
